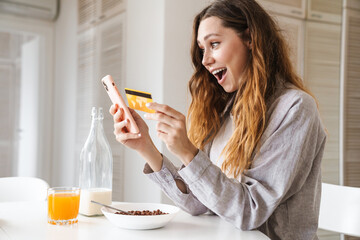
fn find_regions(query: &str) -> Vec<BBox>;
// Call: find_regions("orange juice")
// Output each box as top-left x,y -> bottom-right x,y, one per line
47,188 -> 80,225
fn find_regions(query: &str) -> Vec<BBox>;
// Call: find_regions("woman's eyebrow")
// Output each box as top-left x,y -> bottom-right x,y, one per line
197,33 -> 221,44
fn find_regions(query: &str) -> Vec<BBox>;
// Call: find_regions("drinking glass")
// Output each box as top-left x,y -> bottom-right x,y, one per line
47,187 -> 80,225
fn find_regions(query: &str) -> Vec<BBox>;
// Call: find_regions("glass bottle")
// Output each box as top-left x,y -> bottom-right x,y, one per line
79,107 -> 113,216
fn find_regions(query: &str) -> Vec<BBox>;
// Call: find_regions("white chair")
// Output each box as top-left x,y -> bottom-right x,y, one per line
0,177 -> 49,202
318,182 -> 360,237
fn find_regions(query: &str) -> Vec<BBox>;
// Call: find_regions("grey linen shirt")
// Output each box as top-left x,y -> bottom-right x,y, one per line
143,86 -> 326,240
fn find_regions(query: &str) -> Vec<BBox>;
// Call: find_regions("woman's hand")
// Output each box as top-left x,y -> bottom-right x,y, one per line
110,104 -> 146,150
109,104 -> 163,171
144,102 -> 198,165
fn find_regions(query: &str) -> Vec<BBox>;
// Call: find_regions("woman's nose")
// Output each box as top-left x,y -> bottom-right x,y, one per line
202,50 -> 214,66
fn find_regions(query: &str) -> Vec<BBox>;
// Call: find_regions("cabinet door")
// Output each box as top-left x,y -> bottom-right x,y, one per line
257,0 -> 306,19
78,0 -> 126,32
305,21 -> 341,184
96,13 -> 126,201
345,0 -> 360,10
274,15 -> 305,78
78,0 -> 97,31
342,8 -> 360,188
305,20 -> 342,240
307,0 -> 342,24
75,27 -> 97,172
100,0 -> 126,20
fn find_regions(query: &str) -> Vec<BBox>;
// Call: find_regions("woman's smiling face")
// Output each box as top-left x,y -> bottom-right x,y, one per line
197,16 -> 251,93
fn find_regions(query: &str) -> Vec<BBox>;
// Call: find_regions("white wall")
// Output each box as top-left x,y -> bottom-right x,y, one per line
159,0 -> 211,203
123,0 -> 210,203
122,0 -> 165,202
163,0 -> 209,116
52,0 -> 77,187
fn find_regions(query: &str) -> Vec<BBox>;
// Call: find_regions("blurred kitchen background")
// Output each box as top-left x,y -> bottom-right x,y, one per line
0,0 -> 359,239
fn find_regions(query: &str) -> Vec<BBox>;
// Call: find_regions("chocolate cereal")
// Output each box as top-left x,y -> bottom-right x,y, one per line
115,209 -> 168,216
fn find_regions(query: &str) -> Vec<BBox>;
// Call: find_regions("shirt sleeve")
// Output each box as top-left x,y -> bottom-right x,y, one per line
177,93 -> 326,230
143,155 -> 208,215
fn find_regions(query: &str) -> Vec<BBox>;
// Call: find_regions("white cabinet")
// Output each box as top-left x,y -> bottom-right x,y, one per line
76,28 -> 97,151
303,15 -> 342,240
258,0 -> 342,23
304,21 -> 342,185
307,0 -> 342,23
78,0 -> 126,31
78,0 -> 96,30
76,13 -> 126,200
345,0 -> 360,10
341,7 -> 360,188
257,0 -> 306,18
273,15 -> 305,77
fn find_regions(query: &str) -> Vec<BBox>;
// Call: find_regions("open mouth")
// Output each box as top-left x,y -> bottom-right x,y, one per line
212,68 -> 227,82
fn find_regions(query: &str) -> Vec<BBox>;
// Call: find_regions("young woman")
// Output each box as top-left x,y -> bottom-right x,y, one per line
110,0 -> 326,239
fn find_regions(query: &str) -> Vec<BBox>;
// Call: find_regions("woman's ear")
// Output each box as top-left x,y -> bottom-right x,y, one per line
244,28 -> 252,50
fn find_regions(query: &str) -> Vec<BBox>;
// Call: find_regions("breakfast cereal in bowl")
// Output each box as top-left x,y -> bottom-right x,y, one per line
102,202 -> 180,230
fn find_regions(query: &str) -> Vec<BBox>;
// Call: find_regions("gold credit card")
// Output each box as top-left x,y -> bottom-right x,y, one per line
125,88 -> 155,113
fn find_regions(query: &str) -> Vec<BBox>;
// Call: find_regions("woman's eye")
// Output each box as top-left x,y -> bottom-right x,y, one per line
211,42 -> 219,48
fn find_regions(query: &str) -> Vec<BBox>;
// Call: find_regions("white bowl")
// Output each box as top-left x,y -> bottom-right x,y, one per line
101,202 -> 180,230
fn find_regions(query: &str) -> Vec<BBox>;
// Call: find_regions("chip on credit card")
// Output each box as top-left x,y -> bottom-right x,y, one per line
125,88 -> 155,113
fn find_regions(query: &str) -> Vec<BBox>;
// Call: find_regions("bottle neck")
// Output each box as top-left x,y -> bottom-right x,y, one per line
89,107 -> 104,132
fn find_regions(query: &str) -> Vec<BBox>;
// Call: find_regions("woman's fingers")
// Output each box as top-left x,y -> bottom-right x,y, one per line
144,103 -> 186,130
113,119 -> 141,142
109,104 -> 147,148
115,132 -> 141,144
144,111 -> 176,127
114,119 -> 129,135
109,104 -> 118,115
113,107 -> 125,122
147,102 -> 185,121
156,121 -> 171,135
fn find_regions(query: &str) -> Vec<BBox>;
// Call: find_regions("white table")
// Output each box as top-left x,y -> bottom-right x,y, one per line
0,201 -> 269,240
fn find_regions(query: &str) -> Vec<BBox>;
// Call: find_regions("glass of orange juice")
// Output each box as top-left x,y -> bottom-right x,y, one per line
47,187 -> 80,225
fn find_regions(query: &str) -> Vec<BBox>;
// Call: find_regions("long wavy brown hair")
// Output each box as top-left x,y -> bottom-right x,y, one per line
187,0 -> 315,178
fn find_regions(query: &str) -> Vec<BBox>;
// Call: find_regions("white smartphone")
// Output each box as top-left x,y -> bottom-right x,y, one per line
101,75 -> 139,134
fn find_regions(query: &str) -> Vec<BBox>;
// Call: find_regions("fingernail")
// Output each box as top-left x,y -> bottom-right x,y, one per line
138,133 -> 141,137
146,103 -> 151,107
